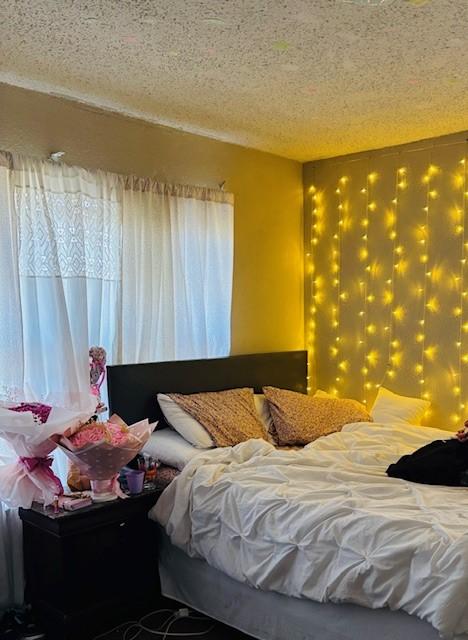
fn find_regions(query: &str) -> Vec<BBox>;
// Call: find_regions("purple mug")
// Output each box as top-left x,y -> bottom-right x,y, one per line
125,469 -> 145,495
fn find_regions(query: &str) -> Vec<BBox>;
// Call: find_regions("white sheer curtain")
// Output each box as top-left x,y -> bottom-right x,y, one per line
0,153 -> 234,610
0,153 -> 123,611
0,155 -> 25,610
122,179 -> 233,362
12,155 -> 122,405
0,153 -> 23,402
0,442 -> 23,611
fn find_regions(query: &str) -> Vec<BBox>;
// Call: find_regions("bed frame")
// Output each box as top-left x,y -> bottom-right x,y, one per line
107,350 -> 308,426
106,350 -> 450,640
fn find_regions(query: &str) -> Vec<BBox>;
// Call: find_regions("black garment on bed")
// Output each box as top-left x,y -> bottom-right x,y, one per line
386,438 -> 468,486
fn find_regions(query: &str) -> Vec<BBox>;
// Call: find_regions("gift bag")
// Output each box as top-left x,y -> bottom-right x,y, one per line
67,462 -> 91,492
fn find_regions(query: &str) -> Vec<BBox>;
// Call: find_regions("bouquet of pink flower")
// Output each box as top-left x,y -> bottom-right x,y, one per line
57,415 -> 154,501
0,401 -> 94,508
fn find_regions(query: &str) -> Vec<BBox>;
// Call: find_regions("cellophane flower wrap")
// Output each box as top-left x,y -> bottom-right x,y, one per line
0,402 -> 94,508
57,415 -> 153,497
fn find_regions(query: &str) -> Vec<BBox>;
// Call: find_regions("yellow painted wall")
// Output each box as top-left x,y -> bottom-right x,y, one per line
0,83 -> 304,356
304,131 -> 468,428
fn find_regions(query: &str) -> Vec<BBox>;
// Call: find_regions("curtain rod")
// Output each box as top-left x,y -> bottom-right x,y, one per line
1,149 -> 231,203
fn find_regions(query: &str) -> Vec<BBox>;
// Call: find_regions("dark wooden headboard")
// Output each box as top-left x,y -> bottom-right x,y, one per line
107,350 -> 308,425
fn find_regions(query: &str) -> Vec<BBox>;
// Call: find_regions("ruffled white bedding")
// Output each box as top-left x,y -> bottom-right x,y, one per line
150,422 -> 468,638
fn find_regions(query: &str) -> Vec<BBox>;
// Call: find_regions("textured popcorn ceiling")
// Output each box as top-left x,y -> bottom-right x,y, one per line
1,0 -> 468,161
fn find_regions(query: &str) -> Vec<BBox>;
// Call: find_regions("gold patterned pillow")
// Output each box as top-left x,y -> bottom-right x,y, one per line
263,387 -> 372,446
168,388 -> 267,447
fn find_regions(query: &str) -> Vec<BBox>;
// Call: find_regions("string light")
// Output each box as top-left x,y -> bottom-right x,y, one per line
418,160 -> 439,402
458,144 -> 468,414
308,150 -> 468,422
361,170 -> 377,403
333,178 -> 347,394
383,164 -> 405,387
308,185 -> 321,392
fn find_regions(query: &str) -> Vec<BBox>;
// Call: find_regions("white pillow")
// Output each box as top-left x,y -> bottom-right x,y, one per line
157,393 -> 213,448
142,428 -> 201,470
371,386 -> 429,425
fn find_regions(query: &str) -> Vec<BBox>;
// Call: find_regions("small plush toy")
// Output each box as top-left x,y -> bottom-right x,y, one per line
89,346 -> 107,414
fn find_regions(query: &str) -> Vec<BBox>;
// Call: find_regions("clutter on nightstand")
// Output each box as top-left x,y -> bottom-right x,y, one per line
58,493 -> 93,511
122,453 -> 161,493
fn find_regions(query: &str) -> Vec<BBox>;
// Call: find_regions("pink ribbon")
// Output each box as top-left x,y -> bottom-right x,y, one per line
112,474 -> 128,499
19,456 -> 64,496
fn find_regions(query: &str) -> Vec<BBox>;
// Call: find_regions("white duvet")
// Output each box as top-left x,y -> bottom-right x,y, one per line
150,422 -> 468,638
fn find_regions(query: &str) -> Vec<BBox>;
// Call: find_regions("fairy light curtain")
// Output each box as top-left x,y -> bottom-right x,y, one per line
305,139 -> 468,427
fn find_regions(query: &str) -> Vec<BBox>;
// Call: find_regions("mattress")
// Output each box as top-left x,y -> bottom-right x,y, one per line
151,422 -> 468,637
158,527 -> 459,640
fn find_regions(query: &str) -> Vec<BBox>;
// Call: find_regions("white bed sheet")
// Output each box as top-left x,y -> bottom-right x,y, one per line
158,527 -> 466,640
151,422 -> 468,638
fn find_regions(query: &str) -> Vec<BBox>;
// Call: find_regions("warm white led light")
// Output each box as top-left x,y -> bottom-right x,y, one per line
309,158 -> 467,418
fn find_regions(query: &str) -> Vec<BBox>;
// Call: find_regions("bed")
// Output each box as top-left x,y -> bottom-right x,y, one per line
107,350 -> 468,640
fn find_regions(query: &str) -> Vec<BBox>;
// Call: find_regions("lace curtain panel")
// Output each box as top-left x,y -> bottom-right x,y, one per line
10,155 -> 123,408
0,151 -> 234,609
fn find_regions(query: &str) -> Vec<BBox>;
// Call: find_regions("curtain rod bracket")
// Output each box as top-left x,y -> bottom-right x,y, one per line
49,151 -> 66,163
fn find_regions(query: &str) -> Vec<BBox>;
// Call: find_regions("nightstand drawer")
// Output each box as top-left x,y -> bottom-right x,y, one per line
23,514 -> 158,602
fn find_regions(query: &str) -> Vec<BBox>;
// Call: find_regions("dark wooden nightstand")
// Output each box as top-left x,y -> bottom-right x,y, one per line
19,487 -> 162,640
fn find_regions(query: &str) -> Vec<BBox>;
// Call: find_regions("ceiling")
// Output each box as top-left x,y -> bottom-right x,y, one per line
1,0 -> 468,162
